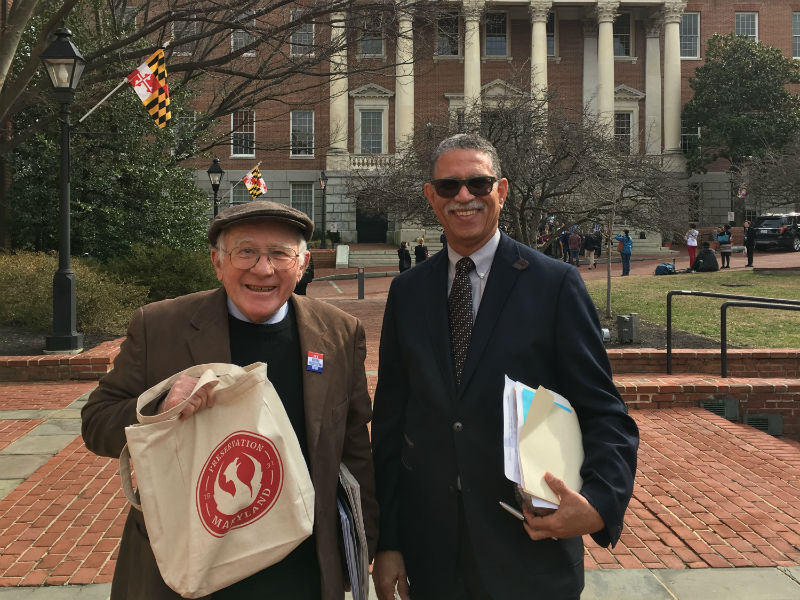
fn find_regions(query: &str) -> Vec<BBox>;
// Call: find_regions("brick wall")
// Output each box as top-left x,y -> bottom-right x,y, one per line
607,348 -> 800,378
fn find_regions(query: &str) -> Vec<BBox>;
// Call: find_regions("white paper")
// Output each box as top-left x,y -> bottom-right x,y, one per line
503,377 -> 584,509
502,375 -> 521,484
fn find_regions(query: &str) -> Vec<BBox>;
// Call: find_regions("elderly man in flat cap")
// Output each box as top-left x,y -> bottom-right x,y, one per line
82,201 -> 378,600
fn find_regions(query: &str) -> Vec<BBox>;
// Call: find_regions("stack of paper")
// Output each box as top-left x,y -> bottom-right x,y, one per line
502,376 -> 584,508
337,463 -> 369,600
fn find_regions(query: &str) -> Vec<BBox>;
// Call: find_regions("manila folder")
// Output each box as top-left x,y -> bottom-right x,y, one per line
518,386 -> 584,506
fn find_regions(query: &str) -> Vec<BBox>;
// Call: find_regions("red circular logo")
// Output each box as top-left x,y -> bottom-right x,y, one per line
195,431 -> 283,537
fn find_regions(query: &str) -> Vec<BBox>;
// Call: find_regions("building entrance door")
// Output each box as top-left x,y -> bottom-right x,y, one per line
356,208 -> 388,243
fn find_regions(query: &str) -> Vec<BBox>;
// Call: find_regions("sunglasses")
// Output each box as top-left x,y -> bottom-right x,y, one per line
430,176 -> 498,198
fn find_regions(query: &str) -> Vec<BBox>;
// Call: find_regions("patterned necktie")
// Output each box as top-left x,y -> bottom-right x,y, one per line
449,257 -> 475,385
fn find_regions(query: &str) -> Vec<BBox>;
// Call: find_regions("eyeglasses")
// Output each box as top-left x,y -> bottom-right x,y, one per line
430,176 -> 498,198
222,246 -> 300,271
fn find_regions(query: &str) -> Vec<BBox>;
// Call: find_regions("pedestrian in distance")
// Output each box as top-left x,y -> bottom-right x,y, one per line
82,201 -> 378,600
294,251 -> 314,295
690,241 -> 720,272
398,241 -> 412,272
568,230 -> 582,267
743,220 -> 756,267
615,229 -> 633,276
717,224 -> 732,268
371,133 -> 639,600
684,223 -> 699,268
414,236 -> 428,264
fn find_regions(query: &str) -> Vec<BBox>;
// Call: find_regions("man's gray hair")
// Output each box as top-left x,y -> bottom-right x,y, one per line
430,133 -> 503,179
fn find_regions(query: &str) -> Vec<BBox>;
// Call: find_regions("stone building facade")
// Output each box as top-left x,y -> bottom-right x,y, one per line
184,0 -> 795,243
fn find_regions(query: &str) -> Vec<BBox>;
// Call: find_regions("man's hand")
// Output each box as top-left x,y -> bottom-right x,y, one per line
372,550 -> 410,600
157,375 -> 215,419
521,472 -> 604,541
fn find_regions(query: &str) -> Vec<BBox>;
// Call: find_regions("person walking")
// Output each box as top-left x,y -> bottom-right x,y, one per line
615,229 -> 633,276
717,224 -> 732,268
743,220 -> 756,267
583,230 -> 597,269
684,224 -> 699,268
398,241 -> 412,272
414,237 -> 428,264
568,230 -> 582,267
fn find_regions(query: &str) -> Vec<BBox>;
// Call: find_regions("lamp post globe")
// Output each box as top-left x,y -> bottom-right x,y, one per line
40,27 -> 85,353
207,158 -> 224,217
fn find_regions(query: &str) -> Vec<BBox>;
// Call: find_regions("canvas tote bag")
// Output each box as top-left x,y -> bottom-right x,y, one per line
119,362 -> 315,598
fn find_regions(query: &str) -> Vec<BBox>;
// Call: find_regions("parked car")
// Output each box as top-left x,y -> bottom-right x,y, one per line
753,213 -> 800,252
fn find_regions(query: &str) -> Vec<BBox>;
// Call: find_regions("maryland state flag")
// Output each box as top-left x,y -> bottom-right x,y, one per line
127,48 -> 171,128
243,165 -> 268,198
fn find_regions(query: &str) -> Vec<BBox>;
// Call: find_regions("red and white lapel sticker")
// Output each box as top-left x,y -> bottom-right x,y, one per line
307,351 -> 323,373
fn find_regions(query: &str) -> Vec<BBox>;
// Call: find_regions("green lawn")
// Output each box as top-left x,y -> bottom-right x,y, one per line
584,270 -> 800,348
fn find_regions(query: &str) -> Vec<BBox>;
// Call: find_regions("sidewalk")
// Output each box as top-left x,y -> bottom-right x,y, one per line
1,247 -> 799,599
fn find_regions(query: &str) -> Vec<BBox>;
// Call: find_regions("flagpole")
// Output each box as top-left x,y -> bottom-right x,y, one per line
78,78 -> 127,123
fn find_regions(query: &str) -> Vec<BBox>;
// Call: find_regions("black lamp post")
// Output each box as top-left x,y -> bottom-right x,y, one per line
41,27 -> 86,353
207,158 -> 224,217
319,171 -> 328,249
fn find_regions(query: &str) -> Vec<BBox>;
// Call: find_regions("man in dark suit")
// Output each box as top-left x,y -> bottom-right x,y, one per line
371,134 -> 639,599
82,201 -> 378,600
743,220 -> 756,267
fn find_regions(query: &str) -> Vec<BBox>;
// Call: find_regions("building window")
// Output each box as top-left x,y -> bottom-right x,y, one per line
613,13 -> 631,57
174,111 -> 196,155
794,13 -> 800,59
231,109 -> 255,157
680,13 -> 700,59
231,182 -> 251,205
485,13 -> 507,57
360,15 -> 383,56
614,112 -> 632,154
291,11 -> 314,56
291,183 -> 314,219
546,12 -> 556,57
172,16 -> 198,56
360,110 -> 383,154
232,14 -> 256,56
290,110 -> 314,157
115,6 -> 137,29
735,12 -> 758,41
681,121 -> 700,154
437,12 -> 460,56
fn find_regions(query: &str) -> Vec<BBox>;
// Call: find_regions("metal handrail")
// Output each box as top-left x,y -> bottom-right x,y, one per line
666,290 -> 800,374
720,301 -> 800,377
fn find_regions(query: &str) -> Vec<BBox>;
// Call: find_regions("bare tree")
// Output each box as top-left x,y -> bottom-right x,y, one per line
349,89 -> 687,315
1,0 -> 438,155
740,144 -> 800,213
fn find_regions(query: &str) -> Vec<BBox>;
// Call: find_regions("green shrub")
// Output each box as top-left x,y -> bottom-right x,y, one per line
101,244 -> 219,302
0,252 -> 148,334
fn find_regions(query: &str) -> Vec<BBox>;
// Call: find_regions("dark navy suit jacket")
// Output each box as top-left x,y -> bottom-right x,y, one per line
372,232 -> 639,599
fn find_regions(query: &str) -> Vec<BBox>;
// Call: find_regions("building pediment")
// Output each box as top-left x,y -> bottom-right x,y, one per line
349,83 -> 394,99
614,84 -> 645,102
482,79 -> 526,98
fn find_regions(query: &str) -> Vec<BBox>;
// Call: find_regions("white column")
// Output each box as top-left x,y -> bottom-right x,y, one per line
463,0 -> 485,111
596,1 -> 619,137
645,17 -> 662,155
582,18 -> 598,116
663,1 -> 686,153
529,1 -> 552,104
395,8 -> 415,150
328,12 -> 348,155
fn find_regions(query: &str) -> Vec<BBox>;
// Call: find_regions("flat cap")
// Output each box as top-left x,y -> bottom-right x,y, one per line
208,200 -> 314,245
